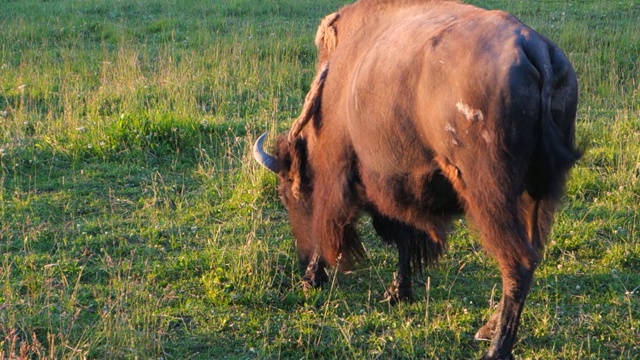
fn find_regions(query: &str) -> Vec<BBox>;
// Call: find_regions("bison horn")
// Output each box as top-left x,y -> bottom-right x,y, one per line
253,132 -> 279,173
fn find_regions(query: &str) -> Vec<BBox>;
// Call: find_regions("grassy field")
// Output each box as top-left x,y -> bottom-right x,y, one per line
0,0 -> 638,358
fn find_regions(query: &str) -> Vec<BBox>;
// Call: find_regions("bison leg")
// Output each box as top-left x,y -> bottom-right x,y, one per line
480,257 -> 537,360
302,252 -> 328,288
370,210 -> 449,304
371,214 -> 414,303
385,234 -> 414,303
301,220 -> 359,289
475,309 -> 499,341
461,189 -> 540,358
309,157 -> 365,279
477,196 -> 553,350
472,217 -> 539,359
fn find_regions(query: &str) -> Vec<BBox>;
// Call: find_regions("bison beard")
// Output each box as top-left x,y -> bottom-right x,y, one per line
254,0 -> 580,359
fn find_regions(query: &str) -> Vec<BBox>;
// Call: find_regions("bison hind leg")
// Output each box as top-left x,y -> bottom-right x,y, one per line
475,311 -> 499,341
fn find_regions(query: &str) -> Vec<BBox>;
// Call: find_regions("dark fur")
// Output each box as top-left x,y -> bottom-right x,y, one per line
262,0 -> 580,358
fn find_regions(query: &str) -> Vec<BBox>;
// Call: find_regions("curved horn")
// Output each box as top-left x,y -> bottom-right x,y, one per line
253,132 -> 279,173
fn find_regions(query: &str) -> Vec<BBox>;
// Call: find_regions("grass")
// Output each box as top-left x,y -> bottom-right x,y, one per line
0,0 -> 638,358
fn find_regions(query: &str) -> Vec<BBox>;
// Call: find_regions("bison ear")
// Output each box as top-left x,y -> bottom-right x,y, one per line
272,135 -> 307,200
315,12 -> 339,57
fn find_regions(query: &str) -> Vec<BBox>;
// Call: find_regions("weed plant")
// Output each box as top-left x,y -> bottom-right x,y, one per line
0,0 -> 638,358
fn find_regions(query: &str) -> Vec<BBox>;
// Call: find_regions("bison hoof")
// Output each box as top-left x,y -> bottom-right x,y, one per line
302,269 -> 328,289
383,286 -> 413,305
474,322 -> 496,342
475,311 -> 499,341
301,275 -> 326,289
479,354 -> 514,360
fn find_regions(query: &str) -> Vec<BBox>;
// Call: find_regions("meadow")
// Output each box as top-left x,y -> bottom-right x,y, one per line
0,0 -> 638,358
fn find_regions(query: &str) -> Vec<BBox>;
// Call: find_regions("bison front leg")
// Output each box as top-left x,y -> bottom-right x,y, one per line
373,218 -> 414,303
370,213 -> 415,303
385,236 -> 414,303
309,157 -> 365,279
302,221 -> 359,289
302,252 -> 328,288
370,211 -> 449,304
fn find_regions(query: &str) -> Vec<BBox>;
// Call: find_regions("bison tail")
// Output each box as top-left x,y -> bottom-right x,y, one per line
526,42 -> 581,201
531,101 -> 581,200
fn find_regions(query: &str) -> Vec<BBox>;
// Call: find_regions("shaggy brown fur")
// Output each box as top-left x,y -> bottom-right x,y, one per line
288,63 -> 329,142
255,0 -> 580,358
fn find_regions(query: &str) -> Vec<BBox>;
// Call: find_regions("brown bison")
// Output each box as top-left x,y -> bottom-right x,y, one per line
254,0 -> 580,358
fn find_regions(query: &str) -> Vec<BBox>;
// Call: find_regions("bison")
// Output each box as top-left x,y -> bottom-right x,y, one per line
254,0 -> 580,358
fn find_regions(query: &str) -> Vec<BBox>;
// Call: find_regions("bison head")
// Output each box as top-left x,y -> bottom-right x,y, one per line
253,132 -> 317,266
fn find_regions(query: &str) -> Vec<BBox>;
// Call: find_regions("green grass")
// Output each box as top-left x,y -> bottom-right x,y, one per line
0,0 -> 638,358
